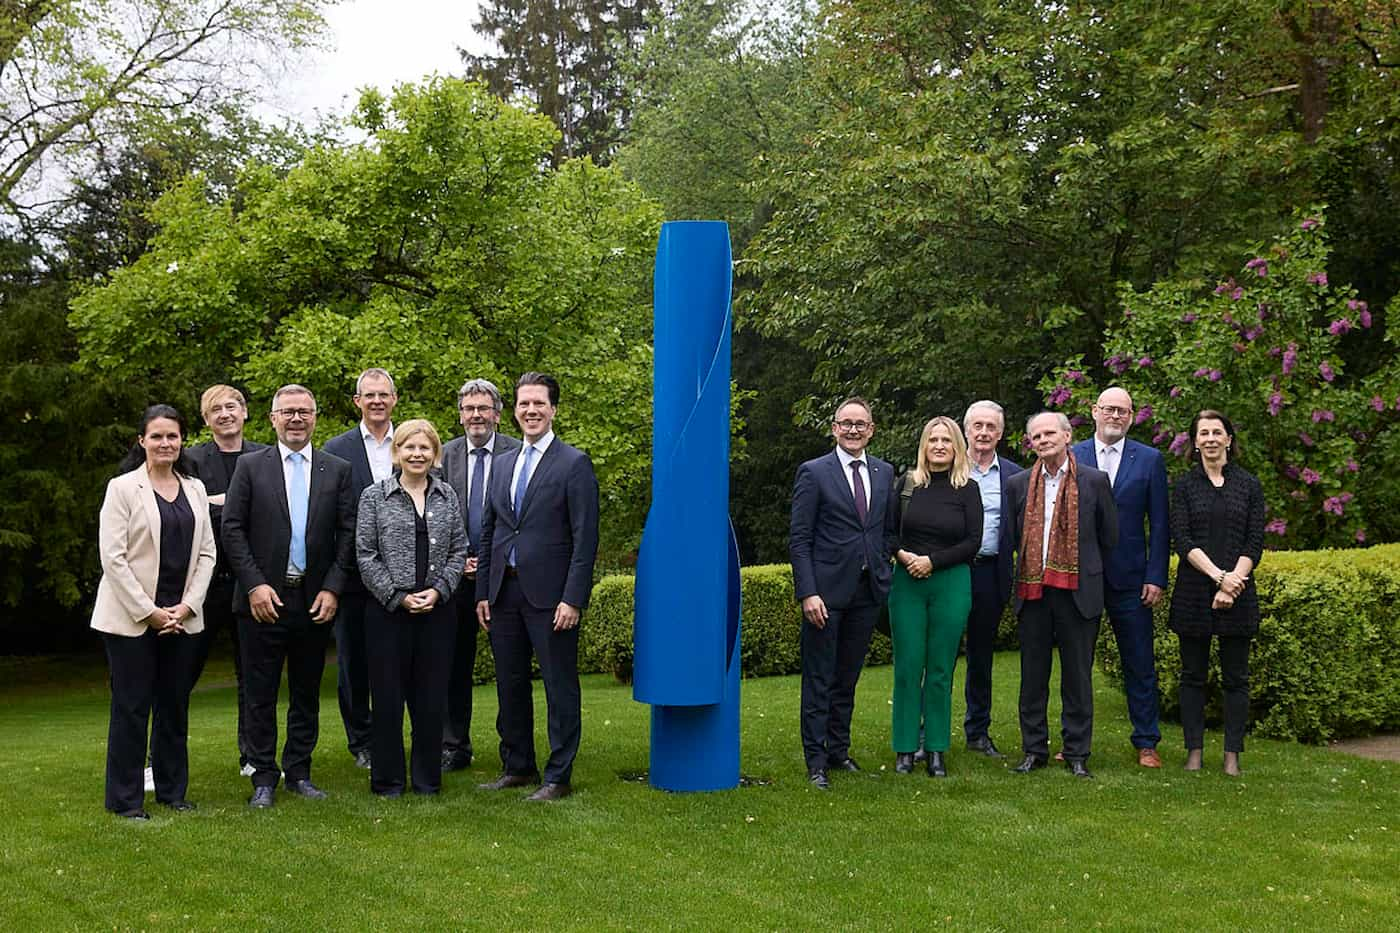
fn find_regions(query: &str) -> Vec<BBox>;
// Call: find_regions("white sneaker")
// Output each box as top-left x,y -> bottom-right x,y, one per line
143,767 -> 155,792
239,763 -> 255,778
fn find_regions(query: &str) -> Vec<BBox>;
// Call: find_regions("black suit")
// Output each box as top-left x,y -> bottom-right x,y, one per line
221,444 -> 355,788
788,450 -> 897,773
322,425 -> 382,758
476,433 -> 599,784
186,438 -> 267,765
439,430 -> 520,766
1003,460 -> 1117,763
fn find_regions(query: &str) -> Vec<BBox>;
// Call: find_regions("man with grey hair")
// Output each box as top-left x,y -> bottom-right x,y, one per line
439,377 -> 520,772
959,400 -> 1023,759
1003,411 -> 1117,779
324,367 -> 399,769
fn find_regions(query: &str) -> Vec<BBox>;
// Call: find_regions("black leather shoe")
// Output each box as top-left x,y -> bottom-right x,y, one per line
808,770 -> 830,790
287,779 -> 328,799
927,751 -> 948,778
894,753 -> 914,774
1012,754 -> 1048,774
966,735 -> 1006,759
525,782 -> 573,802
830,757 -> 861,772
161,799 -> 197,812
117,808 -> 150,821
353,750 -> 372,770
441,750 -> 472,772
1066,759 -> 1094,779
479,772 -> 541,790
912,746 -> 928,763
248,786 -> 275,809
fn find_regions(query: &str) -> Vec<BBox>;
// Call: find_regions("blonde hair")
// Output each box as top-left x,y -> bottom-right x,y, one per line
200,384 -> 247,420
391,419 -> 443,468
911,416 -> 971,489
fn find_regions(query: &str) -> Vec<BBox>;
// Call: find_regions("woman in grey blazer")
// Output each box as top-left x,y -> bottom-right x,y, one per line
356,419 -> 468,796
92,405 -> 216,819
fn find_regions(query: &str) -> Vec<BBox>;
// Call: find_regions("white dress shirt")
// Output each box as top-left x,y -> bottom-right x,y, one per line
361,421 -> 395,483
510,430 -> 555,505
1040,457 -> 1070,567
1097,436 -> 1124,488
834,446 -> 871,512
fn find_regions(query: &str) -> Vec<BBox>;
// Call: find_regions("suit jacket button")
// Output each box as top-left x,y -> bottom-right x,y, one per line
427,511 -> 434,518
430,537 -> 437,544
429,564 -> 436,571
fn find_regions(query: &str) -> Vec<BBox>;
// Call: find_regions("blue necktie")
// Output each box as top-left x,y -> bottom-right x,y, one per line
468,446 -> 487,552
288,451 -> 308,573
508,445 -> 536,568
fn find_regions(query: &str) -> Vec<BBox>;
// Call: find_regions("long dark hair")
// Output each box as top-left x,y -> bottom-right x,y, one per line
115,404 -> 196,477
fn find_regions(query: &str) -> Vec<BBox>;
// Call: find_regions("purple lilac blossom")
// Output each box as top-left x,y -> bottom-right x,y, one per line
1329,319 -> 1352,335
1137,356 -> 1153,368
1265,519 -> 1288,535
1307,272 -> 1328,286
1134,405 -> 1152,425
1311,409 -> 1334,423
1299,432 -> 1315,447
1372,396 -> 1386,412
1284,465 -> 1301,479
1282,344 -> 1298,375
1320,361 -> 1335,382
1168,433 -> 1189,455
1268,393 -> 1283,416
1356,529 -> 1367,544
1301,467 -> 1321,484
1301,218 -> 1319,230
1169,386 -> 1182,399
1208,369 -> 1222,382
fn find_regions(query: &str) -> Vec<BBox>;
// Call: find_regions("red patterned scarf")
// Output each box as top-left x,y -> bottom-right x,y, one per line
1017,454 -> 1080,599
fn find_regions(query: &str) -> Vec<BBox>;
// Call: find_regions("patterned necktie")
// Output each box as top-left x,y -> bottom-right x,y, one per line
288,450 -> 308,573
468,446 -> 487,551
851,460 -> 867,523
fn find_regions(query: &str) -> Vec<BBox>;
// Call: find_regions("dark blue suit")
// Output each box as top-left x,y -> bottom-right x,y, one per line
476,434 -> 599,784
963,454 -> 1024,743
322,425 -> 381,759
789,450 -> 896,772
1070,437 -> 1168,749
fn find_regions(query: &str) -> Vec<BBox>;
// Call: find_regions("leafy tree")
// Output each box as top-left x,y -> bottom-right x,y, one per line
71,78 -> 663,565
1041,210 -> 1400,550
0,0 -> 331,229
463,0 -> 659,164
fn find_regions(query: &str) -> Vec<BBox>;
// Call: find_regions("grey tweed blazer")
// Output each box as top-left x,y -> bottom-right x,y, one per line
355,474 -> 468,610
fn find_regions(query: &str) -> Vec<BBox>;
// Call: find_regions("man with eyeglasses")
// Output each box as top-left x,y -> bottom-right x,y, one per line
1070,385 -> 1168,768
222,384 -> 356,808
789,397 -> 896,789
323,367 -> 399,769
438,378 -> 520,773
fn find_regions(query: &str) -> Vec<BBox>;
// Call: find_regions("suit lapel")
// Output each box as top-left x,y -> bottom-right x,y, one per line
864,459 -> 886,528
306,447 -> 326,531
495,446 -> 521,519
135,471 -> 161,547
518,442 -> 559,518
824,452 -> 863,524
266,447 -> 291,523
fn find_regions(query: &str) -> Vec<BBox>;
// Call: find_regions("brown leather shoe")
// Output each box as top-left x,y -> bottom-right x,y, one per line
478,772 -> 540,791
525,782 -> 573,802
1138,748 -> 1163,768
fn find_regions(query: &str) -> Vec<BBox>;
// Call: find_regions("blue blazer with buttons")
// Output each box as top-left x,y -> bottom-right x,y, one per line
1071,437 -> 1169,591
789,450 -> 897,610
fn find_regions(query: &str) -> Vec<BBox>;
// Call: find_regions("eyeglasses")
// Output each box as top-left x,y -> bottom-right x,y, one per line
273,408 -> 316,420
1096,405 -> 1132,418
459,404 -> 497,415
835,420 -> 871,432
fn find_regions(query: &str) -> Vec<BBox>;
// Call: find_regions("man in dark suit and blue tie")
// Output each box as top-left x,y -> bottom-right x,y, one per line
1004,411 -> 1117,779
960,400 -> 1024,759
221,384 -> 356,807
439,377 -> 520,773
1070,386 -> 1169,768
475,373 -> 599,802
789,397 -> 896,789
323,367 -> 399,769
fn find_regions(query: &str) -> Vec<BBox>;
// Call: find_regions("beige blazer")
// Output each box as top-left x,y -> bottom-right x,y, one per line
90,466 -> 217,637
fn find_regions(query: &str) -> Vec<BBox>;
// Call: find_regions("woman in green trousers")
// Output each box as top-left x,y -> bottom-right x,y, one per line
888,416 -> 983,777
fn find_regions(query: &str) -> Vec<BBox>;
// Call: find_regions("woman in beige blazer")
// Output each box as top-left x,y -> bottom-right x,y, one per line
92,404 -> 216,819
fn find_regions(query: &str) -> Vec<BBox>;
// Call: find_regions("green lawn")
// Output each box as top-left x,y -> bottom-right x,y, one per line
1,652 -> 1396,930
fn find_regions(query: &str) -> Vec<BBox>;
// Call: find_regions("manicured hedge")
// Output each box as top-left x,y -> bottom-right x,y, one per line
1097,544 -> 1400,743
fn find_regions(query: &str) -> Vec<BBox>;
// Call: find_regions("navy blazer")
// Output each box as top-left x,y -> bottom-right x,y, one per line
323,424 -> 386,591
475,436 -> 600,611
1071,438 -> 1169,590
789,450 -> 897,610
220,445 -> 356,612
1004,461 -> 1119,620
440,431 -> 521,552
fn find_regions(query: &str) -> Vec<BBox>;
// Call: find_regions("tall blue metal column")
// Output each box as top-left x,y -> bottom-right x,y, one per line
633,221 -> 741,792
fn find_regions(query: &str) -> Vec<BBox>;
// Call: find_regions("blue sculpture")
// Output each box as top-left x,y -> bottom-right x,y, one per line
633,221 -> 741,792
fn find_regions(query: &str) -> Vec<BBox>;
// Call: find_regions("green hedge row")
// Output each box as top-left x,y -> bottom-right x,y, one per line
471,547 -> 1400,744
1098,544 -> 1400,743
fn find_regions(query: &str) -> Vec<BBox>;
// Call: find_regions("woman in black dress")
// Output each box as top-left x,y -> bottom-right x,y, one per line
1168,410 -> 1265,776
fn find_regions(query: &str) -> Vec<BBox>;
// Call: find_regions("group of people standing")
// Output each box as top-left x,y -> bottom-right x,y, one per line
789,390 -> 1266,786
91,370 -> 598,819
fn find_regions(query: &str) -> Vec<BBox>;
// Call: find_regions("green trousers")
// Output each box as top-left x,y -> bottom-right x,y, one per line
888,563 -> 972,753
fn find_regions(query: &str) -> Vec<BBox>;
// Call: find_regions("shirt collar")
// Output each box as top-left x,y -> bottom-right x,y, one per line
971,456 -> 1001,476
835,446 -> 868,470
1040,457 -> 1069,480
1097,436 -> 1125,458
468,433 -> 497,454
360,420 -> 394,444
277,441 -> 309,461
522,430 -> 555,455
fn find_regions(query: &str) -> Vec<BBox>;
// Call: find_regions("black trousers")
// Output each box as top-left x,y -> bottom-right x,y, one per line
962,560 -> 1007,741
335,589 -> 373,757
1178,633 -> 1251,753
102,629 -> 200,813
1018,588 -> 1099,762
365,598 -> 456,794
489,575 -> 581,785
239,586 -> 333,788
799,585 -> 879,772
441,588 -> 479,763
190,574 -> 249,765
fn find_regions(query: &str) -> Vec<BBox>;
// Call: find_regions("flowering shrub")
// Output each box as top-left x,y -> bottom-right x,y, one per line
1041,208 -> 1398,549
